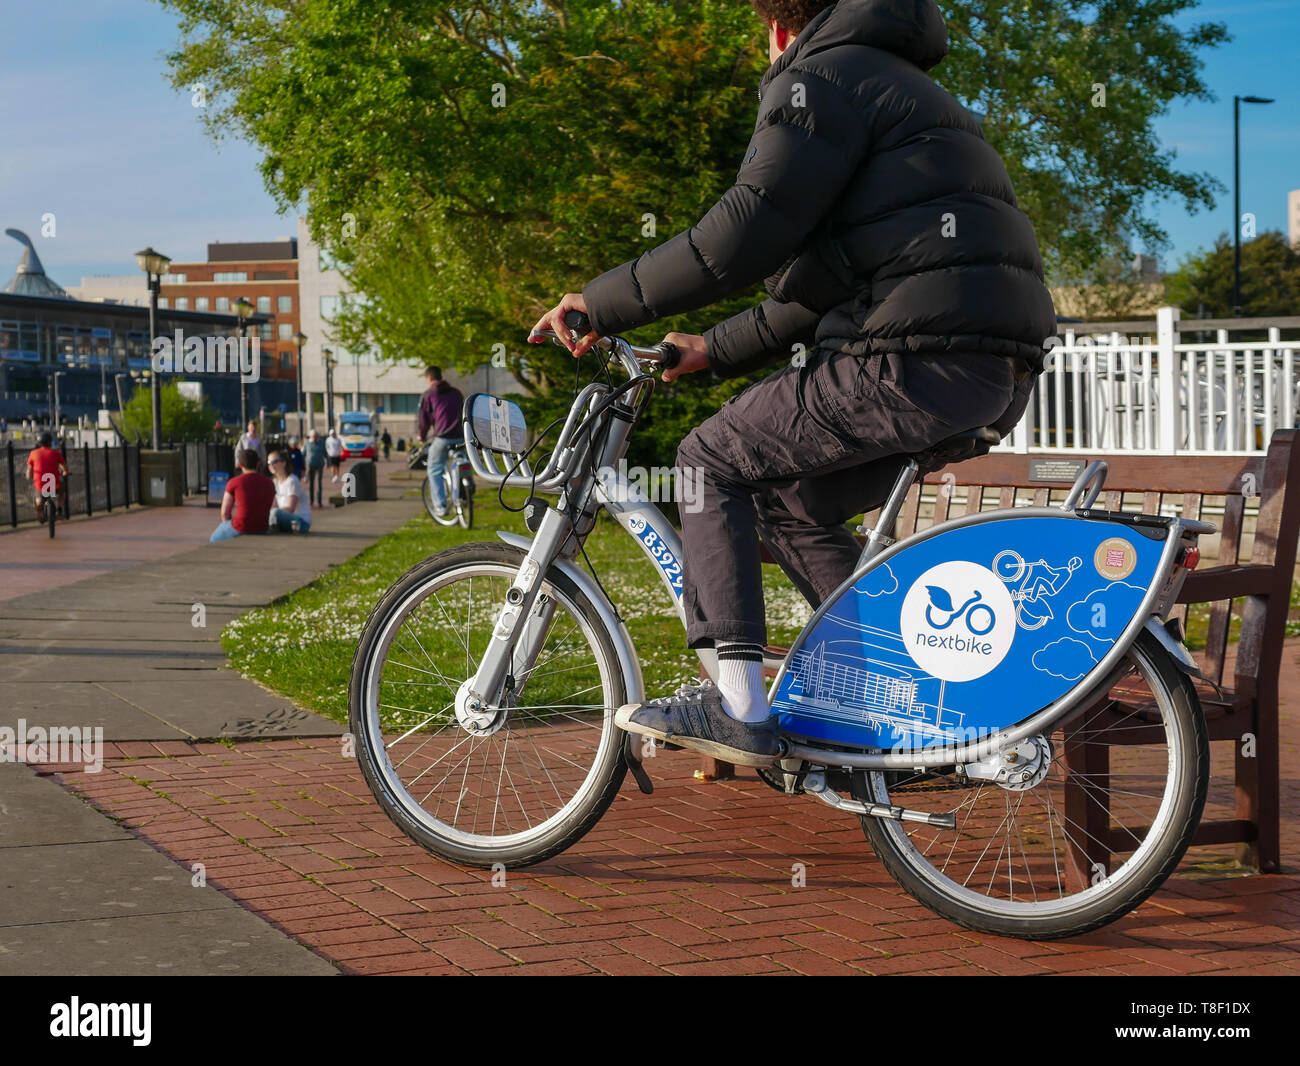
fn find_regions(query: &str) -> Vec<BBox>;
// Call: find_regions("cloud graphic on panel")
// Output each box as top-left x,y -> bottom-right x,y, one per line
856,563 -> 898,598
1032,637 -> 1098,681
1066,581 -> 1144,645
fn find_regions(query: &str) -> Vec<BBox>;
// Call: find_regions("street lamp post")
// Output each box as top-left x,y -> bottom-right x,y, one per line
1233,94 -> 1275,317
292,330 -> 308,437
323,347 -> 336,432
134,246 -> 171,449
354,350 -> 361,413
234,297 -> 254,431
52,371 -> 65,436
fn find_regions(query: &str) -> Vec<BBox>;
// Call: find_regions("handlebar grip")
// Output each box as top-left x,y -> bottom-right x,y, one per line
563,309 -> 592,337
656,342 -> 681,370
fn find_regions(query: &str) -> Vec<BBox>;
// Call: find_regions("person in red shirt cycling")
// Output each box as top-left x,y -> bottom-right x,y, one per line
210,448 -> 277,542
26,432 -> 67,523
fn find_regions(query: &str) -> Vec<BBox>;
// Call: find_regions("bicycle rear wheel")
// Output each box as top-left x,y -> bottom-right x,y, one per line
861,630 -> 1207,939
422,477 -> 456,526
349,542 -> 628,867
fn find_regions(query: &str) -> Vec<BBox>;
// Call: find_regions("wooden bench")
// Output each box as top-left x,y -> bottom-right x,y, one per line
699,429 -> 1300,875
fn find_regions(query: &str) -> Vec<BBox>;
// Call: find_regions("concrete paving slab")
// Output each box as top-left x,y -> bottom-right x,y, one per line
0,909 -> 339,975
0,763 -> 130,847
0,839 -> 231,926
97,678 -> 341,739
0,682 -> 188,741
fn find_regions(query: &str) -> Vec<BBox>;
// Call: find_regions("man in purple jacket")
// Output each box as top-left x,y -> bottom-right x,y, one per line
417,366 -> 464,517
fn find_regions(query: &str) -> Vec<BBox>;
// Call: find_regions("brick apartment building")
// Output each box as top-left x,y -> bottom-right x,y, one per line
160,238 -> 300,385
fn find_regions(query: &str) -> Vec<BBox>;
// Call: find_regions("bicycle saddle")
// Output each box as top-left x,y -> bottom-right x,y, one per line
914,426 -> 1001,468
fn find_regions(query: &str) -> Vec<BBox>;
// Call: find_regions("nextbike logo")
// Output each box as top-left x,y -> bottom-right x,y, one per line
900,561 -> 1016,683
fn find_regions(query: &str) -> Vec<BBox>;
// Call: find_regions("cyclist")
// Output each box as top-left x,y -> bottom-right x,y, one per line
26,431 -> 67,523
417,365 -> 464,518
530,0 -> 1056,766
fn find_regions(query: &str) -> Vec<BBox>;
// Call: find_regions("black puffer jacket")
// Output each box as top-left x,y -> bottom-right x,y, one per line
583,0 -> 1057,379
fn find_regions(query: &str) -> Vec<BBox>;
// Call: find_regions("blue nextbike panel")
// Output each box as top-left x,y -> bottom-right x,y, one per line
771,514 -> 1166,749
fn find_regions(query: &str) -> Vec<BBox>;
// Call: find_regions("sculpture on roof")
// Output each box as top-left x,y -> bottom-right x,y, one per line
3,228 -> 71,299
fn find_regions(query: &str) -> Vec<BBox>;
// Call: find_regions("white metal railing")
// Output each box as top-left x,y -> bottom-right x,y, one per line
1002,307 -> 1299,455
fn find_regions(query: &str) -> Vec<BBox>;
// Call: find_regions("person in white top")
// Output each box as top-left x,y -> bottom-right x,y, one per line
235,420 -> 261,468
325,428 -> 343,482
267,450 -> 312,532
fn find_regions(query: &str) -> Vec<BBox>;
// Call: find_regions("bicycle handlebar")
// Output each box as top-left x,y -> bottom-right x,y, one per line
531,309 -> 681,374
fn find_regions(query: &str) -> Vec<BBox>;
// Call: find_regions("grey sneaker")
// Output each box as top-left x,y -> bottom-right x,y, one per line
615,680 -> 782,768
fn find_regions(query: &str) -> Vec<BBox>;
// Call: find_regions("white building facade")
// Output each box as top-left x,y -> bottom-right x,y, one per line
296,217 -> 519,445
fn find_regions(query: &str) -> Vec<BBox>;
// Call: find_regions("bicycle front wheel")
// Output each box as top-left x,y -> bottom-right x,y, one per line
861,630 -> 1208,939
349,542 -> 628,867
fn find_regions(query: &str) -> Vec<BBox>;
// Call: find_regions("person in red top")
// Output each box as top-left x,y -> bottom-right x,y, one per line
26,432 -> 67,522
210,449 -> 276,542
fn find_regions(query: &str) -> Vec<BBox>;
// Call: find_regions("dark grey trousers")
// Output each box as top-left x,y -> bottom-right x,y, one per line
675,348 -> 1035,649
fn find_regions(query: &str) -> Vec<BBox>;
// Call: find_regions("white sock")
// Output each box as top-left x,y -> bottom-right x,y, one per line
715,641 -> 767,722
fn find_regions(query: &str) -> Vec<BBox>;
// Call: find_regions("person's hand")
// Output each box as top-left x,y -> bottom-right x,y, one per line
529,293 -> 600,358
660,333 -> 710,383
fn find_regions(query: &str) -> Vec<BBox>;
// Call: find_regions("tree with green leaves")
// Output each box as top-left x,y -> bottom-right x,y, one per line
156,0 -> 1230,462
120,381 -> 221,443
1164,231 -> 1300,321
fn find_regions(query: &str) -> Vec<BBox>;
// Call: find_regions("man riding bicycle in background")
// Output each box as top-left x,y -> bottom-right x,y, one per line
530,0 -> 1057,767
26,431 -> 68,523
417,365 -> 465,518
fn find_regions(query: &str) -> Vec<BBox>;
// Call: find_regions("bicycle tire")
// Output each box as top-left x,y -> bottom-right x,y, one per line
861,630 -> 1208,939
422,476 -> 456,526
349,541 -> 629,867
47,496 -> 56,538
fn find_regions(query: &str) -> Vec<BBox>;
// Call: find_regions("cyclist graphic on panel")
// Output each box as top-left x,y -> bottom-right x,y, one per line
529,0 -> 1057,766
999,554 -> 1082,629
26,431 -> 67,523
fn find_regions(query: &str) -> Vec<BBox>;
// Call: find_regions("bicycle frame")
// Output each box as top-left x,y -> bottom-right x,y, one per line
459,336 -> 1214,771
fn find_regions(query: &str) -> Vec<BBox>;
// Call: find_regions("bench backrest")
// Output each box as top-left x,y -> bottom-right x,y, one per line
859,431 -> 1300,695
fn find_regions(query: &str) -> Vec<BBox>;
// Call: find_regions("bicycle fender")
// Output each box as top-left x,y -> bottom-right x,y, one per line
769,508 -> 1186,752
1143,616 -> 1203,678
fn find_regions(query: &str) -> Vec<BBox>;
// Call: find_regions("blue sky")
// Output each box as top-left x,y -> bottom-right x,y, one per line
0,0 -> 1294,289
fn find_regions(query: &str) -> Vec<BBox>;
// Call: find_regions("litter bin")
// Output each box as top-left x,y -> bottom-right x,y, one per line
350,459 -> 378,502
207,470 -> 229,507
139,450 -> 184,506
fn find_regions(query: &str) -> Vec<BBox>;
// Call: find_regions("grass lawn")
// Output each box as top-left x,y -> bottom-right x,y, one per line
222,485 -> 815,723
222,480 -> 1300,722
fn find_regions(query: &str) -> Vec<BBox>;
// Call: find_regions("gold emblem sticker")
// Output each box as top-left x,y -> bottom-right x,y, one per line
1094,536 -> 1137,581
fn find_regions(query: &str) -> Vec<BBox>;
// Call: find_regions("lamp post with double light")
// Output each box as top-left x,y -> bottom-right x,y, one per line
234,297 -> 254,430
134,246 -> 171,449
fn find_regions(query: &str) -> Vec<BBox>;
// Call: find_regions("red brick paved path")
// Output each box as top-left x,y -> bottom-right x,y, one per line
51,732 -> 1300,976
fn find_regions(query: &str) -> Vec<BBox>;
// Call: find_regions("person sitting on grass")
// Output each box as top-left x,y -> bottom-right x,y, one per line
210,449 -> 276,542
267,449 -> 312,533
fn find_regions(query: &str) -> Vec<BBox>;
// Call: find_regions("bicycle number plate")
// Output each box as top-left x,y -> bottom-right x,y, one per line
771,514 -> 1167,750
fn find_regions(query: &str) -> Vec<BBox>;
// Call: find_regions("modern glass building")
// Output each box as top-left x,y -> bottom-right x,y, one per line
1,229 -> 290,428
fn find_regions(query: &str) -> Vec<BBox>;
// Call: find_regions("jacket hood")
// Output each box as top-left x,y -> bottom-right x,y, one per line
761,0 -> 947,92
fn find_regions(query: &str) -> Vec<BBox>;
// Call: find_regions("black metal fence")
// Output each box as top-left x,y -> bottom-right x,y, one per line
1,439 -> 234,528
